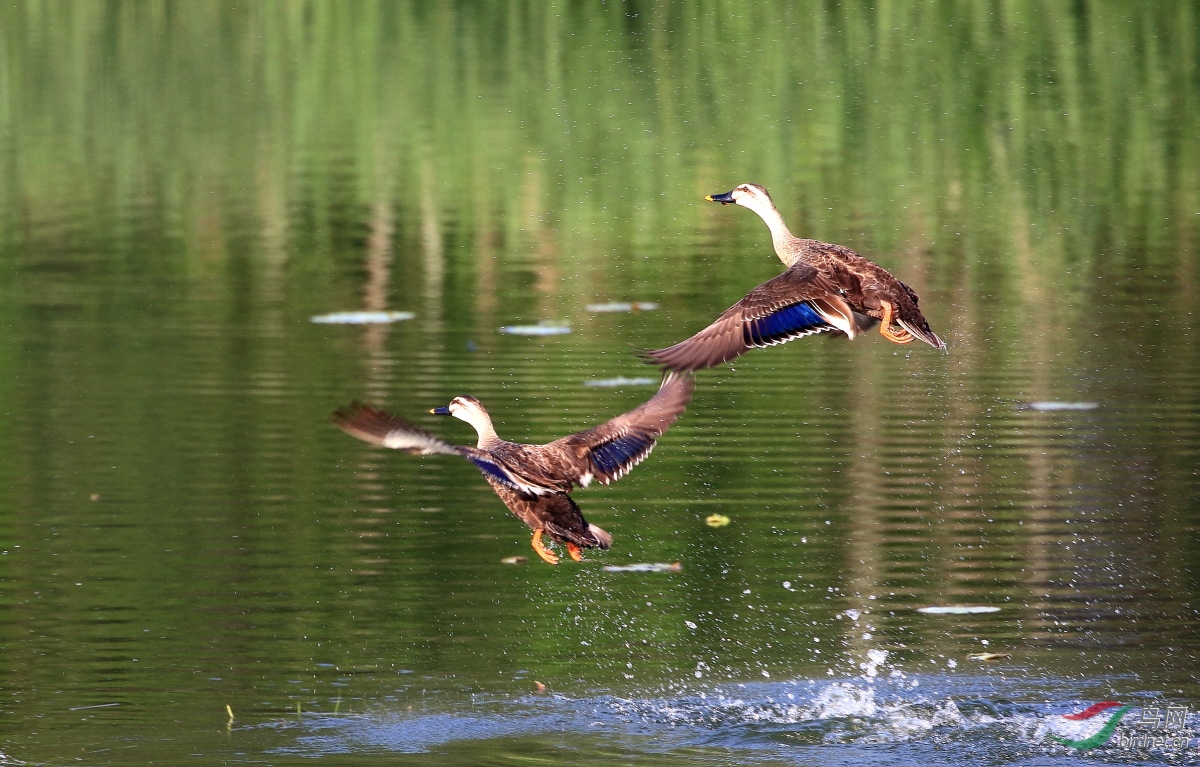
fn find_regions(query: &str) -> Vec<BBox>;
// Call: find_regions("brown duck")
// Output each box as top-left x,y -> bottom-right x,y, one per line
331,372 -> 694,565
642,183 -> 945,371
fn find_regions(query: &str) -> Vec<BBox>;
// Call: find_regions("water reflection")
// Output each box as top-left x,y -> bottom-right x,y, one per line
0,2 -> 1197,765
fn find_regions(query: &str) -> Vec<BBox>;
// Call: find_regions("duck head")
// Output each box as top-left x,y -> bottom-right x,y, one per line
431,395 -> 497,446
706,183 -> 775,210
431,395 -> 487,421
706,183 -> 794,247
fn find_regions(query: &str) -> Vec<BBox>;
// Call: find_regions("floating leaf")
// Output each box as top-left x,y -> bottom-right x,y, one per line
1016,401 -> 1099,411
584,376 -> 659,388
311,310 -> 416,324
603,562 -> 682,573
705,513 -> 731,528
917,605 -> 1001,614
586,301 -> 659,313
499,322 -> 571,336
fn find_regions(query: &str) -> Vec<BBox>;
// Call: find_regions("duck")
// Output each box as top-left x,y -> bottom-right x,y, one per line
331,372 -> 695,565
641,183 -> 945,371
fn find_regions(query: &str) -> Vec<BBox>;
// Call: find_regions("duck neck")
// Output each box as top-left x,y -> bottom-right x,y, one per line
461,411 -> 500,448
745,202 -> 800,267
473,421 -> 500,449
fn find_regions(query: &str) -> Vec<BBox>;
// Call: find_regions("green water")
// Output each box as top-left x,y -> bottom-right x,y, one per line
1,2 -> 1197,764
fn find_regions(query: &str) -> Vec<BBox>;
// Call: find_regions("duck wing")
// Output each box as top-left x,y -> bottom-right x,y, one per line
331,402 -> 535,495
640,266 -> 854,371
331,402 -> 462,455
531,371 -> 695,487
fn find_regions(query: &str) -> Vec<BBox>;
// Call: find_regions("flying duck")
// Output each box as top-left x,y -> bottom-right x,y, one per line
641,183 -> 945,371
331,372 -> 695,564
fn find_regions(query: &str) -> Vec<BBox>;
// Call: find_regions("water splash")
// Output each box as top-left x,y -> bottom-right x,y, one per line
269,673 -> 1143,764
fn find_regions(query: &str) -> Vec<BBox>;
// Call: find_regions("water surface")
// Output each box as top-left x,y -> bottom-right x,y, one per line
0,2 -> 1197,764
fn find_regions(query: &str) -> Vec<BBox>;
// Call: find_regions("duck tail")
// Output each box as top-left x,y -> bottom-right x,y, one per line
588,523 -> 613,550
897,319 -> 947,351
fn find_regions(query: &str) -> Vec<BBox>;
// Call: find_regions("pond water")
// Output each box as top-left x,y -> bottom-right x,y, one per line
1,3 -> 1198,765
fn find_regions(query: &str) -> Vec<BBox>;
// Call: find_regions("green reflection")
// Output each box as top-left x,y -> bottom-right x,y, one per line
0,2 -> 1197,764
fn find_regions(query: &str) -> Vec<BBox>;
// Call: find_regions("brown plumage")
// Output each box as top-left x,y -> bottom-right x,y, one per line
331,372 -> 695,564
642,183 -> 945,371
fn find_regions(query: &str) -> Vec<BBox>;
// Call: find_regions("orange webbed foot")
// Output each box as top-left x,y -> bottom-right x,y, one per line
878,301 -> 914,345
566,543 -> 583,562
531,529 -> 560,565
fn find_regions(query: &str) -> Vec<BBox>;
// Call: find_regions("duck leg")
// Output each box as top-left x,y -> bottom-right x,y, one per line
531,529 -> 560,565
878,300 -> 914,345
565,543 -> 584,562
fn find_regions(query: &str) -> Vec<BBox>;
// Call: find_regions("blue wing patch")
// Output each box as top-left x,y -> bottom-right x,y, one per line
746,302 -> 831,347
468,456 -> 523,491
591,434 -> 654,477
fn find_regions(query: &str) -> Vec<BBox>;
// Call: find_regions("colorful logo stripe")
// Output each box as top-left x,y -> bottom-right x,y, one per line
1062,701 -> 1124,721
1050,703 -> 1133,749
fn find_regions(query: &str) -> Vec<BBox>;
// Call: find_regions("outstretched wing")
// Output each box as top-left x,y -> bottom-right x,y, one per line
533,371 -> 696,487
332,402 -> 461,455
331,402 -> 532,494
640,266 -> 847,371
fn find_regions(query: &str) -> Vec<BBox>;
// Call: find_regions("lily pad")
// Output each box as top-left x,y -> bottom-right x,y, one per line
584,376 -> 659,388
603,562 -> 682,573
586,301 -> 659,313
311,310 -> 415,324
499,322 -> 571,336
917,605 -> 1001,615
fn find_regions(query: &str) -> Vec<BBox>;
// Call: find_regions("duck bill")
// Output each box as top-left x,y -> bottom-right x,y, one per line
430,406 -> 452,415
705,190 -> 737,204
